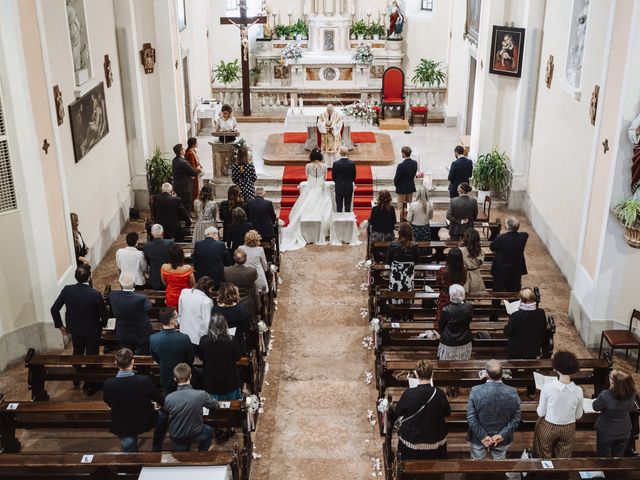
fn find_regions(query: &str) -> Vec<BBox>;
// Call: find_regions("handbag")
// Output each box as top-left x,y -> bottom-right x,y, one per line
393,388 -> 437,431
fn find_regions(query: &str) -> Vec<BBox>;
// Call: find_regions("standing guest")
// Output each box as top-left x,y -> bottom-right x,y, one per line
389,360 -> 451,459
171,143 -> 198,215
490,216 -> 529,292
406,185 -> 433,243
103,348 -> 165,452
178,276 -> 215,352
231,147 -> 257,201
143,224 -> 175,291
593,370 -> 637,457
388,223 -> 419,297
223,249 -> 259,320
438,284 -> 473,362
393,146 -> 418,220
109,274 -> 153,355
51,264 -> 107,357
116,232 -> 147,287
448,146 -> 474,198
332,146 -> 357,213
504,287 -> 547,360
467,360 -> 521,459
214,104 -> 238,143
184,137 -> 203,206
70,212 -> 89,265
238,230 -> 269,294
160,244 -> 195,309
192,184 -> 216,246
533,351 -> 584,459
213,283 -> 251,354
245,187 -> 277,242
435,248 -> 468,322
152,183 -> 191,241
219,185 -> 245,242
460,229 -> 487,293
199,314 -> 242,401
368,190 -> 397,242
164,363 -> 218,451
150,307 -> 194,393
193,226 -> 231,288
446,182 -> 477,241
225,207 -> 254,256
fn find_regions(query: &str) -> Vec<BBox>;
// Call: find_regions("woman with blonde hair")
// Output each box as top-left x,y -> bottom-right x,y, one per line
192,184 -> 216,246
238,230 -> 268,293
407,185 -> 433,243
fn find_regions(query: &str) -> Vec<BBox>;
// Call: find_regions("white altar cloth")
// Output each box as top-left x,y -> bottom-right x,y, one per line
285,106 -> 371,132
329,212 -> 361,246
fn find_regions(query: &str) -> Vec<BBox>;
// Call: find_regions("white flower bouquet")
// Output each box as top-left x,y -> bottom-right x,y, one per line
353,43 -> 374,65
281,43 -> 303,64
344,101 -> 376,120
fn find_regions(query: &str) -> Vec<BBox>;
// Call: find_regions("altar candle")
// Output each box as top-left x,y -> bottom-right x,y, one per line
304,5 -> 308,15
299,98 -> 304,108
288,6 -> 291,14
350,4 -> 355,15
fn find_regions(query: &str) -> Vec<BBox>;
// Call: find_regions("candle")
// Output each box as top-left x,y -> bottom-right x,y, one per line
368,7 -> 372,15
351,4 -> 355,15
304,5 -> 308,15
299,98 -> 304,108
288,6 -> 291,14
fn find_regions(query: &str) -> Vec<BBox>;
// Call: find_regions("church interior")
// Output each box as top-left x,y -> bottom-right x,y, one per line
1,0 -> 640,478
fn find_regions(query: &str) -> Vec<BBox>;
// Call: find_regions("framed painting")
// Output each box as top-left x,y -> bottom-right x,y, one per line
68,82 -> 109,162
489,25 -> 526,78
465,0 -> 482,45
177,0 -> 187,31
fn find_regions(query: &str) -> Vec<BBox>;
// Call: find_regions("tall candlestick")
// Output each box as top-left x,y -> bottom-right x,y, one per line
288,6 -> 291,14
350,4 -> 355,15
304,5 -> 308,15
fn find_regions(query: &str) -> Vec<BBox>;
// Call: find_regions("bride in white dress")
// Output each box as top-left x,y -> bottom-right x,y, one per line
280,148 -> 335,252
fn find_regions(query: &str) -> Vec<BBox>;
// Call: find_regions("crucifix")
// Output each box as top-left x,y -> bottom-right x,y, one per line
220,0 -> 267,116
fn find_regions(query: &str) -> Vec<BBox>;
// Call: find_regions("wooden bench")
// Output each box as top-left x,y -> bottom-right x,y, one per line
370,263 -> 495,291
370,240 -> 496,264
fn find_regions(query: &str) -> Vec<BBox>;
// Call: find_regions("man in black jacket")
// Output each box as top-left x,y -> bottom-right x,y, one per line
103,348 -> 166,452
490,216 -> 529,292
171,143 -> 198,214
332,146 -> 357,213
143,224 -> 175,290
245,187 -> 277,241
108,274 -> 153,355
51,264 -> 107,357
393,146 -> 418,220
446,183 -> 478,240
152,183 -> 191,241
448,146 -> 474,198
193,226 -> 231,287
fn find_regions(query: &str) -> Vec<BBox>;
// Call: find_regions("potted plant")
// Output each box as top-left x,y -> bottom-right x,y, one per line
145,147 -> 172,196
613,197 -> 640,248
368,22 -> 386,40
274,24 -> 288,40
471,149 -> 513,202
291,18 -> 308,40
213,59 -> 241,86
351,20 -> 367,40
411,59 -> 447,87
249,66 -> 261,86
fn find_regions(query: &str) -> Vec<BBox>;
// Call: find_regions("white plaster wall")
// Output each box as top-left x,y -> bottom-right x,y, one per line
444,0 -> 472,129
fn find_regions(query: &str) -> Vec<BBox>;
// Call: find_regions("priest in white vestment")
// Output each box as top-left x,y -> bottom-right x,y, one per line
317,104 -> 343,168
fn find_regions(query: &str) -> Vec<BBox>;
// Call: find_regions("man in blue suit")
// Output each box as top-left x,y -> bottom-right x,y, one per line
245,187 -> 277,242
193,226 -> 231,288
143,224 -> 175,290
393,146 -> 418,220
108,274 -> 153,355
332,146 -> 357,213
448,145 -> 474,198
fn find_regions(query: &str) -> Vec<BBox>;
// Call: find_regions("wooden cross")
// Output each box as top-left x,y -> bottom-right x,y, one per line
220,0 -> 266,116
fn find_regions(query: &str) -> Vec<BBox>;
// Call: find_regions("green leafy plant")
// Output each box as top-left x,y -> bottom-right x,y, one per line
145,147 -> 172,195
471,149 -> 513,194
213,59 -> 241,86
412,59 -> 447,87
613,198 -> 640,228
367,22 -> 386,37
350,20 -> 368,37
274,24 -> 289,38
291,18 -> 308,37
249,67 -> 261,86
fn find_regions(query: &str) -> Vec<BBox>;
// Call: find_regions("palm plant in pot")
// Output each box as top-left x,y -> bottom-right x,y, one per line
145,147 -> 172,202
613,197 -> 640,248
412,59 -> 447,87
471,149 -> 513,202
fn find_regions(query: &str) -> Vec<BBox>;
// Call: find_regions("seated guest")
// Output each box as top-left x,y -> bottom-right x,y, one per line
178,276 -> 215,352
436,248 -> 468,322
467,360 -> 521,459
225,207 -> 254,256
504,287 -> 547,359
164,363 -> 218,452
460,229 -> 487,293
438,284 -> 473,362
103,348 -> 165,452
214,104 -> 238,143
116,232 -> 147,286
593,369 -> 637,457
533,351 -> 584,459
193,226 -> 231,288
368,190 -> 397,242
192,184 -> 216,246
143,224 -> 175,291
213,283 -> 251,354
238,230 -> 269,294
490,216 -> 529,292
389,360 -> 451,460
109,274 -> 153,355
152,182 -> 191,241
199,313 -> 242,401
406,185 -> 433,242
219,185 -> 245,242
245,187 -> 277,242
224,249 -> 259,320
150,308 -> 194,393
446,182 -> 477,241
161,244 -> 195,309
388,223 -> 419,296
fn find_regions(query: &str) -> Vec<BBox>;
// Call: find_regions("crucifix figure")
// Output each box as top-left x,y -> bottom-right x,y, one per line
220,0 -> 266,116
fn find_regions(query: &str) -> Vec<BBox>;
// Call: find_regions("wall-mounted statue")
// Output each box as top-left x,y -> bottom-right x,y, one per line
628,112 -> 640,195
566,0 -> 589,87
388,1 -> 405,39
140,43 -> 156,74
545,54 -> 554,89
66,0 -> 91,85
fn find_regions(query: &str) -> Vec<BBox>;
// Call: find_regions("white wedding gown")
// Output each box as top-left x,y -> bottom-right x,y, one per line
280,162 -> 335,252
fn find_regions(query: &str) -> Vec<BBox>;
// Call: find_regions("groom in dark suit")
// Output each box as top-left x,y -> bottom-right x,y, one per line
332,146 -> 357,213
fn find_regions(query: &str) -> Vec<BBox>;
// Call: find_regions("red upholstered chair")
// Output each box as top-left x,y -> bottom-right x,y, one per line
409,105 -> 429,126
381,67 -> 406,120
316,116 -> 345,150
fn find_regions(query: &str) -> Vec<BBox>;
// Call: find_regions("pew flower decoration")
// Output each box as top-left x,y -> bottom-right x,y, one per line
369,317 -> 381,332
257,320 -> 269,353
246,394 -> 261,414
360,282 -> 369,291
364,370 -> 374,385
377,397 -> 389,414
281,43 -> 303,64
270,264 -> 279,273
344,100 -> 376,120
360,307 -> 369,319
354,43 -> 374,65
371,457 -> 383,476
355,259 -> 373,270
366,409 -> 377,426
362,336 -> 374,350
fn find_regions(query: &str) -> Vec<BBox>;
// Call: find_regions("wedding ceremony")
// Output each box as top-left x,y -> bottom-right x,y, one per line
1,0 -> 640,478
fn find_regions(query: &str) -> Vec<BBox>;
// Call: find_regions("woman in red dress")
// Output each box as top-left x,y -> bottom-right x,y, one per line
161,244 -> 195,309
185,137 -> 203,207
435,248 -> 468,323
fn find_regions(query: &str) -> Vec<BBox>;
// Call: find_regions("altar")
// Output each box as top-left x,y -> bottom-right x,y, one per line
284,106 -> 371,131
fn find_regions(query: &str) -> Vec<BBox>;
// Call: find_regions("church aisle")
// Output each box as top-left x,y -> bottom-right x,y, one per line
251,243 -> 381,479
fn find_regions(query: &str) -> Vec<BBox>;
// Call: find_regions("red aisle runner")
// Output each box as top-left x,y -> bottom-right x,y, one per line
279,165 -> 373,226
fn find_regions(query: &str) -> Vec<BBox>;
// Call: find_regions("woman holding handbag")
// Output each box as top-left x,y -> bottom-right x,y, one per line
389,360 -> 451,459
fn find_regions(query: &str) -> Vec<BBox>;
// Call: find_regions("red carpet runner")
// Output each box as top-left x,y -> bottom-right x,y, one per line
279,165 -> 373,226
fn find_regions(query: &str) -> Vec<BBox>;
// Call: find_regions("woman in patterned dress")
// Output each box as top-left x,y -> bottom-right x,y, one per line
435,248 -> 468,323
232,147 -> 257,201
388,223 -> 420,320
192,184 -> 216,246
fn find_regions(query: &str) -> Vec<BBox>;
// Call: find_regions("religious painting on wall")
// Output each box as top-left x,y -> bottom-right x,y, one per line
177,0 -> 187,31
464,0 -> 482,45
489,26 -> 526,78
68,82 -> 109,163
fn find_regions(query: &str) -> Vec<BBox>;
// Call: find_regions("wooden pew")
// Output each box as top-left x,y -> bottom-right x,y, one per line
370,240 -> 496,264
370,263 -> 495,291
429,219 -> 502,242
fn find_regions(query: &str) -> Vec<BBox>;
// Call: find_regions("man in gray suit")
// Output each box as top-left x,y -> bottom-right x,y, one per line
446,182 -> 478,240
223,249 -> 259,318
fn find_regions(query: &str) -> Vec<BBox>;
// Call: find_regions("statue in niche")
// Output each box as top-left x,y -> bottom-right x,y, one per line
566,0 -> 589,87
590,84 -> 599,126
388,1 -> 405,39
545,54 -> 554,89
628,112 -> 640,195
66,0 -> 90,82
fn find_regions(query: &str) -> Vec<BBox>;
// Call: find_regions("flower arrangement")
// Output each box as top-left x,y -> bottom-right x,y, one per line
369,317 -> 381,333
353,43 -> 374,65
281,43 -> 303,64
246,394 -> 261,414
344,100 -> 376,120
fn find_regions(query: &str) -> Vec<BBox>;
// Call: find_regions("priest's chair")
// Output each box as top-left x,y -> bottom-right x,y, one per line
381,67 -> 406,120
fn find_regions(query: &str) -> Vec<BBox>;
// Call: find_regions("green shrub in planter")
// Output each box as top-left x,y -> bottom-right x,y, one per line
412,59 -> 446,87
471,149 -> 512,194
145,147 -> 172,196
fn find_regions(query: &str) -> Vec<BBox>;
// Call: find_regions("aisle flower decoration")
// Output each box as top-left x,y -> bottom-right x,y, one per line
246,394 -> 262,431
353,43 -> 374,65
281,43 -> 303,64
344,101 -> 376,120
377,397 -> 389,434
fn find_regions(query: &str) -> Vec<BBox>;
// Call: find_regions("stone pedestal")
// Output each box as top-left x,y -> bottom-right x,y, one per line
209,142 -> 236,180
